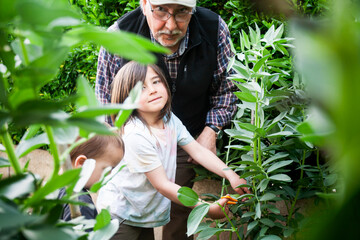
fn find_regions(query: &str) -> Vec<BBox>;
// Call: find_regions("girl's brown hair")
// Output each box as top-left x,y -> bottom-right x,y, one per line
70,133 -> 124,163
110,61 -> 171,126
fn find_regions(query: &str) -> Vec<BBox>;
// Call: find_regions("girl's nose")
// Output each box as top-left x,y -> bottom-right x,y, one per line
148,84 -> 157,94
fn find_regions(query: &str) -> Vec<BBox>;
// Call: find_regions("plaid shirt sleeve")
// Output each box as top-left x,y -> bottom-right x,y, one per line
206,17 -> 237,127
95,24 -> 122,124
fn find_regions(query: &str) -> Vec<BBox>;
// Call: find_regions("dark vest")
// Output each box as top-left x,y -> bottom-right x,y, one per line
117,7 -> 219,136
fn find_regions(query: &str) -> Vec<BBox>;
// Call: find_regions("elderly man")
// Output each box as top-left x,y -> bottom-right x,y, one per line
95,0 -> 246,239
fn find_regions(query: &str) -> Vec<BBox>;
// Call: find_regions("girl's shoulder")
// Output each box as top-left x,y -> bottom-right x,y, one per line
123,119 -> 150,138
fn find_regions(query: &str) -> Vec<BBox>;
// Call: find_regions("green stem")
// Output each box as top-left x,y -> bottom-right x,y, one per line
20,37 -> 30,66
316,148 -> 326,192
1,125 -> 22,175
217,202 -> 242,240
287,150 -> 306,224
45,126 -> 60,179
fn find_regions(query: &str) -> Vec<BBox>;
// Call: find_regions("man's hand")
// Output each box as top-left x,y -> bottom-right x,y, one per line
187,126 -> 219,164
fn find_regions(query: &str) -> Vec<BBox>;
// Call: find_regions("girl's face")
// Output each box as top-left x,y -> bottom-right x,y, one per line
138,66 -> 169,117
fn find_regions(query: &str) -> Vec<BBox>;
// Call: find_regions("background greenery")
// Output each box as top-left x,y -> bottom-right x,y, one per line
3,0 -> 349,240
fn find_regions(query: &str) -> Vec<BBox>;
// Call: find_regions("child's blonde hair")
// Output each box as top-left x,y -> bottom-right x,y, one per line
111,61 -> 172,126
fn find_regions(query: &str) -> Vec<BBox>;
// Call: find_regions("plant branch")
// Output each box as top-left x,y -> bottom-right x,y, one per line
217,202 -> 242,240
1,125 -> 22,175
45,125 -> 60,179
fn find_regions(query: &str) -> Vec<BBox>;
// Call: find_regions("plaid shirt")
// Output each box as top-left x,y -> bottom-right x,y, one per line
95,15 -> 237,128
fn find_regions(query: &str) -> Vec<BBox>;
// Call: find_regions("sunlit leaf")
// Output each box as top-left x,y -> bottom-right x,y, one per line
25,168 -> 81,207
0,173 -> 36,199
177,187 -> 199,207
267,160 -> 293,173
260,193 -> 277,201
73,159 -> 95,192
269,174 -> 292,182
93,209 -> 112,231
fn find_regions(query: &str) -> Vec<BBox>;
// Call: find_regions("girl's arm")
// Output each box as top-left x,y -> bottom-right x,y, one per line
181,141 -> 250,195
145,166 -> 230,219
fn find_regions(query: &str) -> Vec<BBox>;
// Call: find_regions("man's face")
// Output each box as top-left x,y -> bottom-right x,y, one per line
143,0 -> 192,53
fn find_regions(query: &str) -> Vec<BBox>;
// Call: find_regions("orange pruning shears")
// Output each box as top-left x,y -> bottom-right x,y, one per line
221,195 -> 238,205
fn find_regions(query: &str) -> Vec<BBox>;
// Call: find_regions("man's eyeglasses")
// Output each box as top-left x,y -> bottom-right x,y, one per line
150,6 -> 193,23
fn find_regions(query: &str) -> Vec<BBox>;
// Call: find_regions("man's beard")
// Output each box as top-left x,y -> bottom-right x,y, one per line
155,30 -> 184,47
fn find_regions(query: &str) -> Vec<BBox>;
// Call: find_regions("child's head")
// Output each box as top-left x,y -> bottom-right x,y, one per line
70,133 -> 124,189
111,61 -> 171,125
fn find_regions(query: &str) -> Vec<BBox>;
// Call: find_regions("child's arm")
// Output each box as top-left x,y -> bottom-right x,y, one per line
181,141 -> 251,195
145,166 -> 230,219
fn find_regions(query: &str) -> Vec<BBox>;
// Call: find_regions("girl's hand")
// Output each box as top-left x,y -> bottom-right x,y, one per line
229,176 -> 251,196
206,197 -> 229,219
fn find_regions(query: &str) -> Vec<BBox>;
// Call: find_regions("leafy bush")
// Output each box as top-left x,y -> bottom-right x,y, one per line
0,0 -> 166,239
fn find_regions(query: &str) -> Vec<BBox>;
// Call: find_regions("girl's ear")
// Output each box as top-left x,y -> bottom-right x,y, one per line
74,155 -> 87,168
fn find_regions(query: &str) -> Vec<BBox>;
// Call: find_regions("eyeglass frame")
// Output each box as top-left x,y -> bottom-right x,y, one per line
149,5 -> 193,23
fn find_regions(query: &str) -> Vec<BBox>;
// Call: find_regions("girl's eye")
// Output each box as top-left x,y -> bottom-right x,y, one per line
153,80 -> 160,84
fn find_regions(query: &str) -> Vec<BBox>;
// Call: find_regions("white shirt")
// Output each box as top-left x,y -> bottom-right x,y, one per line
96,113 -> 193,228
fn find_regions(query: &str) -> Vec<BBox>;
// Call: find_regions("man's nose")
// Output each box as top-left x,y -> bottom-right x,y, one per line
165,15 -> 177,31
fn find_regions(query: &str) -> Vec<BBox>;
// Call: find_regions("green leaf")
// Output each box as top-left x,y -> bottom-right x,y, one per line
114,81 -> 142,128
260,218 -> 275,227
241,30 -> 251,50
0,199 -> 42,230
247,220 -> 258,232
89,219 -> 119,240
73,104 -> 137,118
261,235 -> 282,240
67,117 -> 112,136
228,144 -> 252,151
267,160 -> 293,174
177,187 -> 199,207
0,173 -> 36,199
262,152 -> 289,166
260,193 -> 276,202
197,227 -> 224,240
76,75 -> 99,108
266,131 -> 293,138
0,157 -> 10,167
242,212 -> 255,218
15,133 -> 49,158
237,122 -> 257,132
255,202 -> 261,219
253,55 -> 271,72
187,204 -> 210,236
93,209 -> 112,231
258,179 -> 269,192
22,226 -> 77,240
16,0 -> 81,27
235,92 -> 257,103
64,26 -> 168,64
25,168 -> 81,207
269,174 -> 292,182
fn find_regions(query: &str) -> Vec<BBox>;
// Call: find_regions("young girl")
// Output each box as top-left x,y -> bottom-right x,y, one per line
59,133 -> 124,221
97,61 -> 250,240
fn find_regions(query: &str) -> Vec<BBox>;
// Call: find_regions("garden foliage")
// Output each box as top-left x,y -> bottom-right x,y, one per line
0,0 -> 344,240
0,0 -> 166,239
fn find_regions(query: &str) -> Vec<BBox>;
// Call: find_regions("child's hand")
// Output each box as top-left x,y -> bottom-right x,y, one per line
206,196 -> 230,219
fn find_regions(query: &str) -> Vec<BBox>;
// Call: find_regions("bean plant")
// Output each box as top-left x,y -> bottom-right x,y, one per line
0,0 -> 167,239
178,23 -> 336,240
